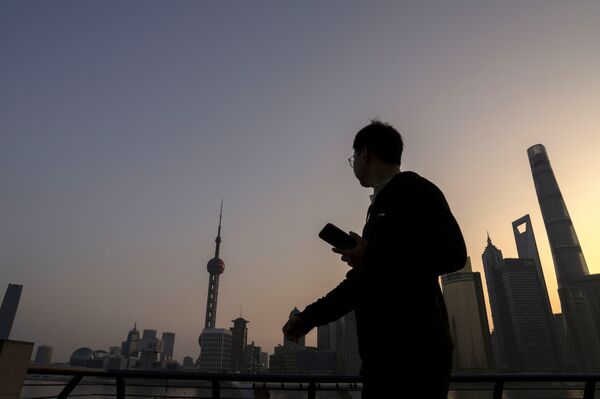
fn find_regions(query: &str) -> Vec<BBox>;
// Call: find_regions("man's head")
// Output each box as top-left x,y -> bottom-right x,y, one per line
351,120 -> 403,187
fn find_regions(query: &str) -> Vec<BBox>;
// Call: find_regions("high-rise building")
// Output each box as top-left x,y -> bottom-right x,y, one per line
0,284 -> 23,340
161,332 -> 175,362
441,257 -> 494,370
197,328 -> 232,372
553,313 -> 578,371
34,345 -> 53,365
245,341 -> 268,373
502,258 -> 560,371
512,215 -> 564,370
120,322 -> 140,359
138,329 -> 163,370
490,330 -> 502,368
141,329 -> 157,341
482,235 -> 520,369
316,312 -> 359,374
260,352 -> 269,371
317,323 -> 333,351
512,215 -> 562,369
528,145 -> 589,283
339,311 -> 360,375
512,215 -> 545,284
528,144 -> 600,371
230,317 -> 249,373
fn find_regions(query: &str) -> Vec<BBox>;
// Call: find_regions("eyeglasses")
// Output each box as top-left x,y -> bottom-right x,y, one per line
348,155 -> 355,169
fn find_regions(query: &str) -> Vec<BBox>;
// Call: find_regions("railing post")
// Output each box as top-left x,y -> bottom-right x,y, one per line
58,375 -> 83,399
116,377 -> 126,399
308,381 -> 316,399
212,378 -> 220,399
493,380 -> 504,399
0,339 -> 34,399
584,380 -> 596,399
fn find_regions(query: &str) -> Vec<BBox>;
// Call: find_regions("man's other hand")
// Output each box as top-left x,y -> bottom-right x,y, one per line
282,315 -> 313,343
332,231 -> 367,268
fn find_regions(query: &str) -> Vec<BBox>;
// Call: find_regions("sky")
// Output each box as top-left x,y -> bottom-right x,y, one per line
1,1 -> 600,364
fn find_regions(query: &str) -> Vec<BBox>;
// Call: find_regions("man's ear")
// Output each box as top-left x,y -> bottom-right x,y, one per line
359,148 -> 368,165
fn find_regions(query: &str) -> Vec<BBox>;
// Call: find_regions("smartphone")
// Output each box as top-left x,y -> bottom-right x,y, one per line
318,223 -> 356,250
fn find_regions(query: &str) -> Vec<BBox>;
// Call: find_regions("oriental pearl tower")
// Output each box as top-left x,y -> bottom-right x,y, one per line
203,200 -> 225,331
197,201 -> 226,368
196,199 -> 231,371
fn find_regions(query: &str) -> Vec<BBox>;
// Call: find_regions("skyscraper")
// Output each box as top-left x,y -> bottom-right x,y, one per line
317,317 -> 343,352
120,322 -> 140,359
339,311 -> 360,375
316,314 -> 359,374
442,257 -> 494,370
553,313 -> 578,371
230,317 -> 249,373
138,329 -> 163,370
502,258 -> 560,371
528,145 -> 589,283
512,214 -> 562,369
0,284 -> 23,340
245,341 -> 268,373
198,328 -> 232,372
482,235 -> 520,369
161,332 -> 175,362
317,322 -> 334,351
527,144 -> 600,371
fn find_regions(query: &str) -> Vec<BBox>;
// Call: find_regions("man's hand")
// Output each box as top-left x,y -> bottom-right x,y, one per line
332,231 -> 367,268
282,315 -> 313,343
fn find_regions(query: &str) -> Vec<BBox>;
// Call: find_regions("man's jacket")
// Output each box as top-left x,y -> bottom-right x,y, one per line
297,171 -> 467,378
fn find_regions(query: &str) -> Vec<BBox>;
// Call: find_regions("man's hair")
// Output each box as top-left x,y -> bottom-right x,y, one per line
353,120 -> 403,165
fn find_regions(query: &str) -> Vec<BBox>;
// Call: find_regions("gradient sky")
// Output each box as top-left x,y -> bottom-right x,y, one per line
1,1 -> 600,363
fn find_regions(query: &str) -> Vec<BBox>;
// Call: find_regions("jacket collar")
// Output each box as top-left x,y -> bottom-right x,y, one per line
370,171 -> 418,210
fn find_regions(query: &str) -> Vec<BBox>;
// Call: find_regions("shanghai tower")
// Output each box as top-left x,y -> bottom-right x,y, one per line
528,144 -> 600,371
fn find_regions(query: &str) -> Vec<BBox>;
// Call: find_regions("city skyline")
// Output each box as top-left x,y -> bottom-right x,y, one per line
2,2 -> 600,363
5,141 -> 598,365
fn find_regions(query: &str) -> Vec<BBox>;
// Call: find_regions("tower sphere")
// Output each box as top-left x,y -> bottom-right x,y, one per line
207,257 -> 225,274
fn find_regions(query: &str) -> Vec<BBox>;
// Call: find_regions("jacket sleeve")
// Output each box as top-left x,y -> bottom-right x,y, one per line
296,267 -> 358,327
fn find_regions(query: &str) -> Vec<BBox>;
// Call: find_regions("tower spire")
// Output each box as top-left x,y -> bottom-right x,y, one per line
215,198 -> 223,259
487,231 -> 492,246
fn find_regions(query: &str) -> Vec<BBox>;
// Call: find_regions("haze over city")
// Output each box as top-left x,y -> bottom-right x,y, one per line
1,1 -> 600,363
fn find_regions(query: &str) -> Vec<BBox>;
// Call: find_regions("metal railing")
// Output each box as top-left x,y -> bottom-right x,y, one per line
24,365 -> 600,399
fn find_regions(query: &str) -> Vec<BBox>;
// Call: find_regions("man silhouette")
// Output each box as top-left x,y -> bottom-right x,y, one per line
282,121 -> 467,398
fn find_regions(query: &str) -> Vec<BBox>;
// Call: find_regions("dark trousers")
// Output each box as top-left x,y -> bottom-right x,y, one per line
361,351 -> 453,399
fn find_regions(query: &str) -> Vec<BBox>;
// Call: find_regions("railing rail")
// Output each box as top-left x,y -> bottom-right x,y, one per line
25,366 -> 600,399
